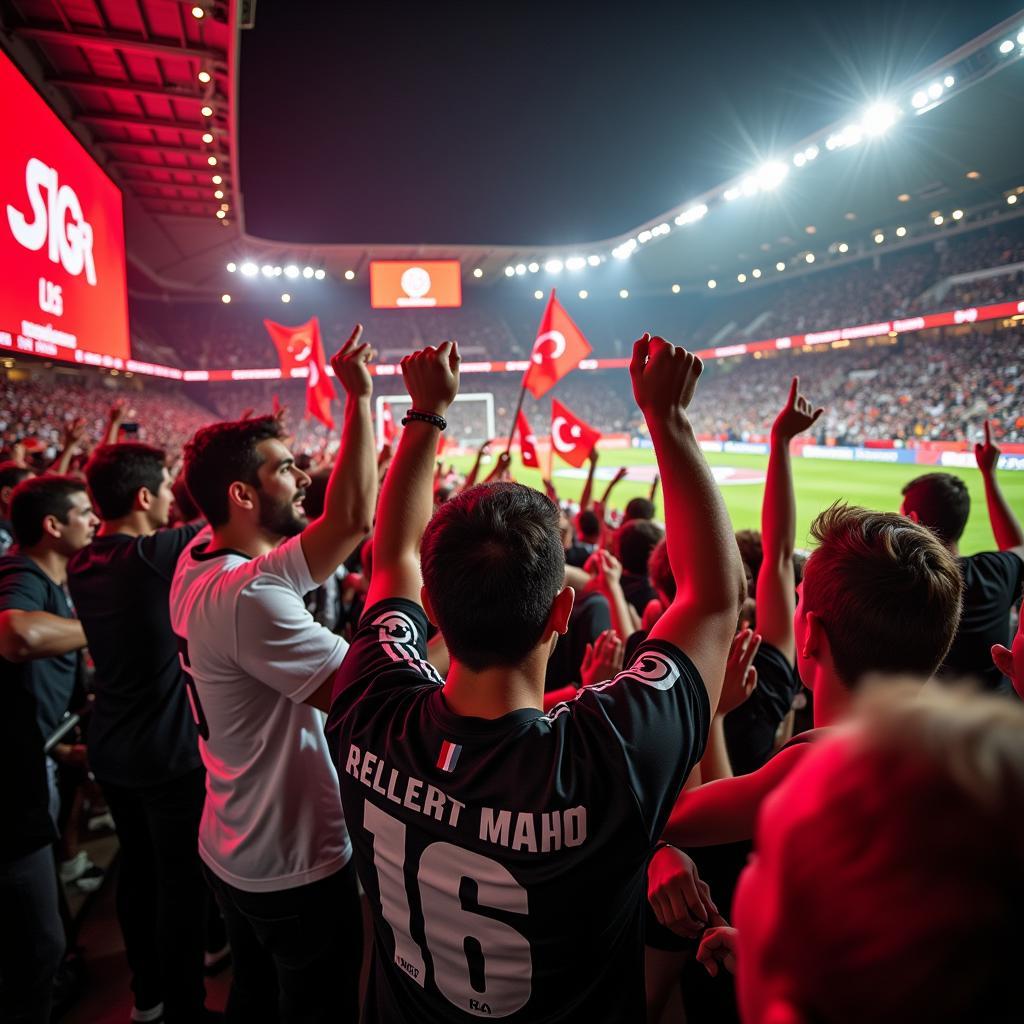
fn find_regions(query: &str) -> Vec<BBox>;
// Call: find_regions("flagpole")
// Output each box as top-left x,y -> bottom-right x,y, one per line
504,381 -> 529,456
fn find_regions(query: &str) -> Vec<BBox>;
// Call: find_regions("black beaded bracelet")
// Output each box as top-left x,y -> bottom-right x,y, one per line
402,409 -> 447,430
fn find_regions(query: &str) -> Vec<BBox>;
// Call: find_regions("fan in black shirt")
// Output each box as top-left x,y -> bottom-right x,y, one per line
326,336 -> 746,1023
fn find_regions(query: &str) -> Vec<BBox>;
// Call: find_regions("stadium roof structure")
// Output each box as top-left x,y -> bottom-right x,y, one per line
3,2 -> 1024,297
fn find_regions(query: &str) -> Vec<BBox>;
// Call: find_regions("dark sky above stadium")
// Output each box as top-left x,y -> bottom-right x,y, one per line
240,0 -> 1020,247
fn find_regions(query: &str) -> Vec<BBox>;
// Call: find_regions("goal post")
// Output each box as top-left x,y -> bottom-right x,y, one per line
376,392 -> 496,448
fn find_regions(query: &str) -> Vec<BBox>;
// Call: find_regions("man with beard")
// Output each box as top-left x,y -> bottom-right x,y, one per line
170,328 -> 377,1023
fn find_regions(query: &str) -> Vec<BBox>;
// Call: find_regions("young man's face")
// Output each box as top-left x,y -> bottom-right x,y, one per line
147,467 -> 175,530
253,438 -> 312,538
56,490 -> 100,554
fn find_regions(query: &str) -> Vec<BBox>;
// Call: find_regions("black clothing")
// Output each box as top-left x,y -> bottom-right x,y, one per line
326,598 -> 709,1024
620,571 -> 657,618
544,590 -> 611,692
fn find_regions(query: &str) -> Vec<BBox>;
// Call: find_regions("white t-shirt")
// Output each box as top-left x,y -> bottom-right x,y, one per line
170,532 -> 351,892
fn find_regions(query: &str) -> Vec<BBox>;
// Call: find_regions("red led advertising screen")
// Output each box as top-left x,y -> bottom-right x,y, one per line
0,48 -> 130,365
370,260 -> 462,309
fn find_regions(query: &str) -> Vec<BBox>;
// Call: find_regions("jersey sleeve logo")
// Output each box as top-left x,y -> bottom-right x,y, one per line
371,608 -> 443,683
613,650 -> 681,690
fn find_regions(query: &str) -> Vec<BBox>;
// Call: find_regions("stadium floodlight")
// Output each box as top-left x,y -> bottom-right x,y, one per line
1008,194 -> 1019,205
612,239 -> 637,259
284,265 -> 299,279
273,266 -> 282,276
741,176 -> 759,197
261,265 -> 274,277
675,203 -> 708,226
793,152 -> 806,168
212,174 -> 223,185
911,90 -> 928,109
752,268 -> 762,279
566,256 -> 586,271
861,102 -> 899,136
776,261 -> 786,271
472,268 -> 483,278
737,273 -> 747,283
927,82 -> 943,100
578,290 -> 588,299
215,209 -> 226,219
619,289 -> 629,299
198,70 -> 212,84
671,284 -> 681,293
344,270 -> 356,280
804,145 -> 819,161
805,253 -> 815,263
544,258 -> 564,274
756,162 -> 789,191
226,261 -> 236,273
504,266 -> 515,277
707,279 -> 717,289
933,214 -> 944,225
281,294 -> 291,303
534,290 -> 544,300
723,186 -> 741,201
214,190 -> 224,199
826,124 -> 863,151
943,75 -> 955,88
314,269 -> 326,279
838,242 -> 849,253
515,264 -> 527,276
207,156 -> 218,166
201,105 -> 214,117
874,232 -> 885,244
587,255 -> 601,267
302,267 -> 314,278
221,293 -> 231,303
637,229 -> 653,243
202,132 -> 214,144
952,209 -> 964,221
240,261 -> 258,276
191,5 -> 205,18
999,39 -> 1014,54
896,226 -> 907,237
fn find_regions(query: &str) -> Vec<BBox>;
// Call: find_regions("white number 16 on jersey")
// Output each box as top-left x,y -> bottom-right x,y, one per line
364,801 -> 532,1018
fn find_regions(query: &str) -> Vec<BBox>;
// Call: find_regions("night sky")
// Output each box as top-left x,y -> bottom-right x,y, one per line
239,0 -> 1019,246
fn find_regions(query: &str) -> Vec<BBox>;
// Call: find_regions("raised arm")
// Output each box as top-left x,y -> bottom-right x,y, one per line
633,334 -> 746,710
0,609 -> 87,663
364,342 -> 461,609
299,326 -> 378,585
578,448 -> 599,513
757,377 -> 823,663
976,420 -> 1024,554
105,400 -> 127,446
462,439 -> 492,489
52,418 -> 87,475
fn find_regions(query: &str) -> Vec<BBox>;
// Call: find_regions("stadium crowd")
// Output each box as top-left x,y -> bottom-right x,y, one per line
1,318 -> 1022,1024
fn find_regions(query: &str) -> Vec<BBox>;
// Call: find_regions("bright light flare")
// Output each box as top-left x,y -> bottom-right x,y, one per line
861,102 -> 899,136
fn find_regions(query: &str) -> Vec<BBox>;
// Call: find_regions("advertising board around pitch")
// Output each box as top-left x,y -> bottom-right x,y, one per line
0,48 -> 130,364
370,260 -> 462,309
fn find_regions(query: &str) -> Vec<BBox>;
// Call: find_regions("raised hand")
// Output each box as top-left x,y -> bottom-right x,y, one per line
63,417 -> 87,449
647,844 -> 718,938
580,628 -> 624,687
629,333 -> 704,418
974,419 -> 1001,475
400,341 -> 460,416
330,324 -> 375,399
772,376 -> 823,441
718,627 -> 760,716
107,399 -> 126,427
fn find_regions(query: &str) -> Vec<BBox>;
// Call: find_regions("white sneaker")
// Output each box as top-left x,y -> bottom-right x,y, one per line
130,1002 -> 164,1023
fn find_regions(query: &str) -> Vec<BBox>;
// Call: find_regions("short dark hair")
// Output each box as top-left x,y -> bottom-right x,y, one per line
10,475 -> 87,548
85,443 -> 166,520
624,497 -> 655,522
0,461 -> 32,498
648,538 -> 676,602
901,473 -> 970,544
577,509 -> 601,542
171,475 -> 201,524
735,529 -> 763,594
802,503 -> 963,687
421,483 -> 565,671
617,519 -> 664,576
183,417 -> 283,527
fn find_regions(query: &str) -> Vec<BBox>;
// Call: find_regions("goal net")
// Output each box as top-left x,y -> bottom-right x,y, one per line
376,392 -> 496,449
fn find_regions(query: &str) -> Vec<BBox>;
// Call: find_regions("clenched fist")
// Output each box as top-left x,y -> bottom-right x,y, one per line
629,333 -> 703,420
400,341 -> 461,417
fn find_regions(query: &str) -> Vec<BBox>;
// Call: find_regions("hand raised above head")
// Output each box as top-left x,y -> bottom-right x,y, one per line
974,418 -> 1001,475
772,376 -> 823,441
629,333 -> 704,419
330,324 -> 375,398
400,341 -> 461,416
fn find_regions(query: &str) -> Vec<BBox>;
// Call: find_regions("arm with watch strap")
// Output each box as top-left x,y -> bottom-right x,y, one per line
364,342 -> 461,610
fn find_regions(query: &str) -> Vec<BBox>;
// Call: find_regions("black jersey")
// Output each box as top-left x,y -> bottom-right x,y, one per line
326,598 -> 710,1024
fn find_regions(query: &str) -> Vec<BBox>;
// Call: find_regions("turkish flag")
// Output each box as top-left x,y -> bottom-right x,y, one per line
521,291 -> 592,399
550,399 -> 600,468
264,316 -> 320,376
305,328 -> 336,430
380,402 -> 398,449
516,410 -> 539,468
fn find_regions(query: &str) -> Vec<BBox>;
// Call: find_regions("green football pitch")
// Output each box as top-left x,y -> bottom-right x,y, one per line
444,448 -> 1024,557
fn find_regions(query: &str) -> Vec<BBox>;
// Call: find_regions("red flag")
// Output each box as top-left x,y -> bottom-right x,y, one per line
264,316 -> 319,376
380,402 -> 397,449
521,290 -> 592,399
516,410 -> 539,468
550,398 -> 601,468
305,326 -> 336,430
